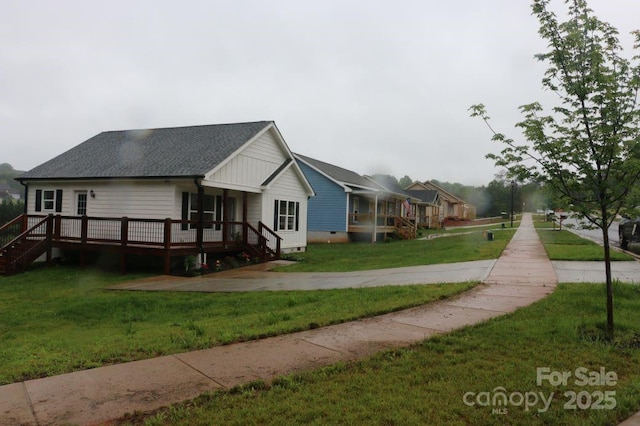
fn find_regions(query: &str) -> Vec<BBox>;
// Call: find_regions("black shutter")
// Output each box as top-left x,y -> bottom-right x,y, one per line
215,196 -> 222,231
181,192 -> 189,230
295,202 -> 300,231
274,200 -> 279,230
55,190 -> 63,213
35,189 -> 42,212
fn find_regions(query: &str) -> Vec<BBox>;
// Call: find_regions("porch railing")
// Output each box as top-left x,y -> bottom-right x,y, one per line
347,213 -> 417,239
348,213 -> 399,227
45,215 -> 277,249
1,214 -> 282,274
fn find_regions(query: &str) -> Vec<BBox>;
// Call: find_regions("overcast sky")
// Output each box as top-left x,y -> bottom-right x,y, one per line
2,0 -> 639,186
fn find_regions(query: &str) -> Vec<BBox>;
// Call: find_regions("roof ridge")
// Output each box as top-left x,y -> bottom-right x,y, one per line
102,120 -> 273,134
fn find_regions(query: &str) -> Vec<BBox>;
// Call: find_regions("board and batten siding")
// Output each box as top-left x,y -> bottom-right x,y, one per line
246,193 -> 262,226
262,166 -> 308,252
207,129 -> 288,189
297,161 -> 347,232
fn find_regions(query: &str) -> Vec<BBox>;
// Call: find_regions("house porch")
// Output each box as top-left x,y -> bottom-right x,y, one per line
0,214 -> 281,275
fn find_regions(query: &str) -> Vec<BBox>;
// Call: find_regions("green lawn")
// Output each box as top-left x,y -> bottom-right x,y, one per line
278,228 -> 515,272
0,266 -> 475,385
0,224 -> 517,384
535,226 -> 634,261
121,283 -> 640,426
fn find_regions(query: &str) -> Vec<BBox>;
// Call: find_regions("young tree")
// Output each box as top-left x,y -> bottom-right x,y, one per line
470,0 -> 640,339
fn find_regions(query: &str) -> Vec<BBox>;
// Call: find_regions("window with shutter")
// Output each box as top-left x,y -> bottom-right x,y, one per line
274,199 -> 300,231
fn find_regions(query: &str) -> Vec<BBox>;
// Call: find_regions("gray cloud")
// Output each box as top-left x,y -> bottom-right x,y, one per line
1,0 -> 638,185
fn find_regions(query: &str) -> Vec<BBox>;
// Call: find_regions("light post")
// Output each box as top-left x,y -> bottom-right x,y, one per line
510,180 -> 515,228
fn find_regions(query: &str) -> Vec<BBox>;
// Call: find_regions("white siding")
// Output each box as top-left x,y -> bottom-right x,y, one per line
207,130 -> 287,189
90,182 -> 176,219
263,167 -> 308,251
26,181 -> 176,219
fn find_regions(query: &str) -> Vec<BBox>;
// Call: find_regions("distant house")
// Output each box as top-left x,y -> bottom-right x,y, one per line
4,121 -> 314,275
295,154 -> 417,243
407,181 -> 475,223
405,189 -> 440,228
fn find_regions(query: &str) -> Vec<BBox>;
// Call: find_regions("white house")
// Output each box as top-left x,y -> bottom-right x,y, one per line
7,121 -> 314,275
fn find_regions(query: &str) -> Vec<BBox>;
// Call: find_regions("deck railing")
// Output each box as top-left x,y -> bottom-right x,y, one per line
0,214 -> 28,247
348,213 -> 399,227
1,214 -> 282,274
11,215 -> 281,258
43,216 -> 266,247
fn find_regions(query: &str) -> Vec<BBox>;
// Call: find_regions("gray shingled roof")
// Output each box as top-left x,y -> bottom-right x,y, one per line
294,153 -> 378,190
18,121 -> 272,180
406,189 -> 439,204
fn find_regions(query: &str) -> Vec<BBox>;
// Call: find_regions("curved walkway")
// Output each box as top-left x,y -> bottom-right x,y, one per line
1,213 -> 559,425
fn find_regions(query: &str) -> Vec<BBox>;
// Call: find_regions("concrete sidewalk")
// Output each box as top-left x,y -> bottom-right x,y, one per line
107,259 -> 497,292
1,213 -> 559,425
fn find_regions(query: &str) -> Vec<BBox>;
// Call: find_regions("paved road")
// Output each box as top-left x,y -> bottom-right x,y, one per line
559,216 -> 621,247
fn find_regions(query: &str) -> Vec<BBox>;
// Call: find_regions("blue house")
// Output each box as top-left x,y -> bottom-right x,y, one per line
295,154 -> 417,243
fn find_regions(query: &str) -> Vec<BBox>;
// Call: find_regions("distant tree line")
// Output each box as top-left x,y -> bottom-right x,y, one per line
0,163 -> 25,226
0,198 -> 23,226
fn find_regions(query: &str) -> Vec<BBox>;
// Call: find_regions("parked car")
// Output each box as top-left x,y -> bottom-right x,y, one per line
618,216 -> 640,249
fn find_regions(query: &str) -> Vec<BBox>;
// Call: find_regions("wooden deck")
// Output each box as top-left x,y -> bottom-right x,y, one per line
347,213 -> 417,240
0,214 -> 281,275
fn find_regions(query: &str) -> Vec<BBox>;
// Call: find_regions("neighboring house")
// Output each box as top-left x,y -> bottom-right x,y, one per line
3,121 -> 314,275
405,189 -> 440,228
295,154 -> 417,243
364,174 -> 421,239
407,181 -> 476,222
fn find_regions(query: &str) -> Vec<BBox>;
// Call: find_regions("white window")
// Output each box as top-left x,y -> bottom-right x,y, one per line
189,194 -> 215,229
35,189 -> 62,212
43,190 -> 55,211
274,200 -> 299,231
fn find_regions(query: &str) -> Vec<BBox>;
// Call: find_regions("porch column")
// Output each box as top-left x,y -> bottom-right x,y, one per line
197,184 -> 204,264
222,189 -> 229,242
372,194 -> 378,244
242,192 -> 248,244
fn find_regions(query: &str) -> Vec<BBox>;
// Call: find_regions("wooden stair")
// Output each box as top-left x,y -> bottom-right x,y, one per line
394,216 -> 418,240
0,215 -> 51,275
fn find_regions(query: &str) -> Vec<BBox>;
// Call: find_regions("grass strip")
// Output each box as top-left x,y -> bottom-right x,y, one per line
0,266 -> 475,385
278,229 -> 515,272
121,283 -> 640,426
535,227 -> 633,261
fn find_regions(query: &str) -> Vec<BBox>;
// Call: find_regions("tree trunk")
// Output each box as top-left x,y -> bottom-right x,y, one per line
600,212 -> 614,340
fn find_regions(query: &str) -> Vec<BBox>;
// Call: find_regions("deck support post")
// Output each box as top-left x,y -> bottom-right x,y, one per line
45,214 -> 53,265
120,217 -> 128,274
163,218 -> 172,275
80,215 -> 88,268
